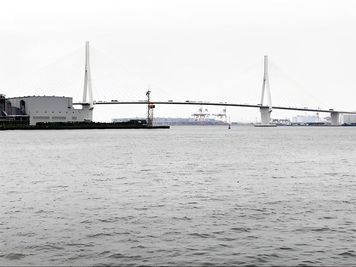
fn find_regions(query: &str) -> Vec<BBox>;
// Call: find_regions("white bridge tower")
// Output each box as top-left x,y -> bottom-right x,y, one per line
83,41 -> 94,109
259,55 -> 273,125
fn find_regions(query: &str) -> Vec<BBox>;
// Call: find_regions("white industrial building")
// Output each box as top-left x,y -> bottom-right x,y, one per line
342,114 -> 356,125
292,115 -> 322,124
8,96 -> 93,125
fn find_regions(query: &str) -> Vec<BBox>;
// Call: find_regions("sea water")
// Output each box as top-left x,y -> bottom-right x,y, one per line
1,126 -> 356,265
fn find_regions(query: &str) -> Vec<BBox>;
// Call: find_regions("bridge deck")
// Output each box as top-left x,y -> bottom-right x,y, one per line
73,101 -> 356,114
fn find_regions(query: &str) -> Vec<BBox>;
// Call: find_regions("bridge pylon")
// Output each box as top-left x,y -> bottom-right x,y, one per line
83,41 -> 94,109
330,111 -> 341,126
259,55 -> 273,125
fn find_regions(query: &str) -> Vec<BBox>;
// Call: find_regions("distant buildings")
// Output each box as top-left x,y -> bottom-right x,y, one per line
290,113 -> 356,126
113,117 -> 227,126
292,114 -> 321,124
272,118 -> 291,126
342,114 -> 356,125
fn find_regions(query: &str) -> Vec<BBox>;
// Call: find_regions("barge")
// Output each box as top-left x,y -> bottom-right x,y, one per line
0,120 -> 169,130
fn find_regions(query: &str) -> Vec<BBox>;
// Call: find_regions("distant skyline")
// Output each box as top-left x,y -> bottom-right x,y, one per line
1,0 -> 356,122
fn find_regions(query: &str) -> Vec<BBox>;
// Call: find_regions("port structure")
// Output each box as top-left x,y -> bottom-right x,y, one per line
211,107 -> 227,123
192,106 -> 228,123
192,105 -> 210,122
146,89 -> 155,127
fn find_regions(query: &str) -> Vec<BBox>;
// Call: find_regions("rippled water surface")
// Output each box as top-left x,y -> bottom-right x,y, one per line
1,126 -> 356,266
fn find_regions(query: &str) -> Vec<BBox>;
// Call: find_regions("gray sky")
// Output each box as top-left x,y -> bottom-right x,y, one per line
1,0 -> 356,122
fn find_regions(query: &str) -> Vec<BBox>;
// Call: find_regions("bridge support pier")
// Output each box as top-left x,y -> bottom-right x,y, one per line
330,112 -> 341,126
260,107 -> 272,125
82,103 -> 94,121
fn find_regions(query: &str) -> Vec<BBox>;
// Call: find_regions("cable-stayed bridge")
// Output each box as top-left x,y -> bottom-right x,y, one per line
82,100 -> 353,126
74,42 -> 356,126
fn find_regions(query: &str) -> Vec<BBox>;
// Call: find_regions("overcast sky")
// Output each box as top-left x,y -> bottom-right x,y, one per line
1,0 -> 356,122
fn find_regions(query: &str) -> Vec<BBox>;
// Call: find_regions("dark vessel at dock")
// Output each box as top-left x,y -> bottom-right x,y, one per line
0,120 -> 169,130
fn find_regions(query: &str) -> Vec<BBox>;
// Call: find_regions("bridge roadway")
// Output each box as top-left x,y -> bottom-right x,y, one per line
74,101 -> 356,115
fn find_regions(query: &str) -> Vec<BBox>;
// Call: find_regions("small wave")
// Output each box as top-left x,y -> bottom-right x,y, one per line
296,227 -> 333,232
272,176 -> 285,179
231,227 -> 251,232
162,231 -> 182,235
114,231 -> 131,235
188,233 -> 214,238
295,243 -> 308,246
279,246 -> 294,250
108,253 -> 141,260
66,242 -> 94,248
6,190 -> 21,194
148,204 -> 166,208
311,227 -> 332,232
87,233 -> 113,238
99,250 -> 111,255
17,232 -> 36,237
131,245 -> 146,249
92,178 -> 112,182
192,251 -> 207,256
339,250 -> 356,257
31,180 -> 45,184
134,207 -> 148,211
172,216 -> 192,221
300,260 -> 320,265
324,172 -> 339,177
265,200 -> 283,205
3,253 -> 26,260
67,254 -> 87,261
246,235 -> 259,240
98,217 -> 119,223
35,209 -> 53,214
342,174 -> 356,177
219,243 -> 232,248
218,237 -> 237,241
321,216 -> 336,219
340,200 -> 352,204
47,185 -> 69,189
28,244 -> 64,251
98,216 -> 135,223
